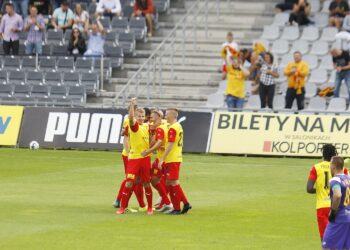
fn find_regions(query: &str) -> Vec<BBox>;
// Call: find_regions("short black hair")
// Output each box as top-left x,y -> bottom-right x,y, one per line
61,0 -> 69,6
144,107 -> 151,117
5,2 -> 14,8
322,144 -> 337,161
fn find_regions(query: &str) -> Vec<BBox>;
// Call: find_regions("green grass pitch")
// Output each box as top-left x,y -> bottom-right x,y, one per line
0,148 -> 322,249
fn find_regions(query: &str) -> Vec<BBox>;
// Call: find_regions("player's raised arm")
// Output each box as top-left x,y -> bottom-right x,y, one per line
128,98 -> 137,126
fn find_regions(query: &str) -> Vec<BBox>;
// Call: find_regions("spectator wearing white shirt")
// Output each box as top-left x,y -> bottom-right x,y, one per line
74,3 -> 89,32
96,0 -> 121,19
220,32 -> 239,80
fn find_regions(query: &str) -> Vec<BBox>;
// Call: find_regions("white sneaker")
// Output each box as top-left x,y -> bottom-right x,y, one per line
158,204 -> 173,213
163,206 -> 174,214
154,197 -> 162,207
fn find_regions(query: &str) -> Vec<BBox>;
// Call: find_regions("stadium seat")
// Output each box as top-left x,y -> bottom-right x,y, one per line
27,71 -> 44,86
36,96 -> 54,106
290,40 -> 309,54
68,86 -> 85,103
314,13 -> 329,28
63,72 -> 80,86
305,82 -> 317,98
63,30 -> 72,44
18,31 -> 27,43
328,71 -> 336,86
118,32 -> 135,55
309,0 -> 321,13
279,54 -> 294,68
41,44 -> 52,56
94,58 -> 112,78
339,84 -> 349,99
280,26 -> 299,41
300,26 -> 319,42
31,85 -> 49,98
111,16 -> 129,32
320,27 -> 338,42
13,85 -> 30,97
45,72 -> 62,86
271,39 -> 289,55
245,81 -> 252,97
17,97 -> 36,106
205,92 -> 225,108
129,17 -> 147,41
22,57 -> 37,71
327,97 -> 346,112
260,25 -> 280,41
39,57 -> 56,72
19,44 -> 26,55
75,58 -> 93,72
81,72 -> 98,93
272,95 -> 285,110
303,54 -> 318,70
122,5 -> 134,18
305,96 -> 326,112
0,70 -> 7,84
8,71 -> 26,85
321,0 -> 332,13
46,29 -> 64,45
88,2 -> 97,15
272,12 -> 289,27
105,31 -> 118,46
310,41 -> 329,56
245,95 -> 261,110
100,17 -> 111,30
275,67 -> 287,84
3,56 -> 21,70
57,58 -> 75,72
218,80 -> 227,92
52,45 -> 69,57
50,86 -> 67,98
319,55 -> 334,70
0,84 -> 12,97
105,45 -> 124,68
308,69 -> 328,84
0,96 -> 16,104
154,0 -> 168,13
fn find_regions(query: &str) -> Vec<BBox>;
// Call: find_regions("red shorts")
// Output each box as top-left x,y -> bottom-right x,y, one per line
317,207 -> 330,240
127,157 -> 151,183
122,155 -> 128,174
165,162 -> 181,180
151,158 -> 165,179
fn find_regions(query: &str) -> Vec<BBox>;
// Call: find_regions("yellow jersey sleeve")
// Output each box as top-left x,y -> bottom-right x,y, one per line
165,122 -> 183,163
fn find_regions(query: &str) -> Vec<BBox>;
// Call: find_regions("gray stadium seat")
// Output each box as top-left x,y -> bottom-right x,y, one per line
272,12 -> 289,27
305,82 -> 317,98
36,96 -> 54,106
8,71 -> 26,85
129,17 -> 147,41
218,80 -> 227,92
321,0 -> 332,13
0,96 -> 16,104
0,84 -> 12,97
3,56 -> 21,70
94,58 -> 112,78
0,70 -> 7,84
271,39 -> 289,55
320,27 -> 338,42
303,54 -> 318,70
22,57 -> 37,71
272,95 -> 285,110
57,58 -> 74,72
118,32 -> 135,55
68,86 -> 85,102
309,0 -> 321,13
52,45 -> 68,57
328,71 -> 336,86
111,16 -> 129,32
245,81 -> 252,97
290,40 -> 309,54
260,25 -> 280,41
306,96 -> 326,112
154,0 -> 168,13
279,54 -> 294,68
63,30 -> 72,44
39,57 -> 56,72
13,85 -> 30,97
105,31 -> 118,46
63,72 -> 80,86
300,26 -> 319,41
319,55 -> 334,70
19,31 -> 27,43
280,26 -> 299,41
339,84 -> 349,99
275,67 -> 287,84
308,69 -> 327,84
75,58 -> 93,72
245,95 -> 261,110
46,30 -> 64,45
81,72 -> 98,93
50,86 -> 66,98
88,2 -> 97,15
314,13 -> 329,28
27,71 -> 44,85
105,45 -> 124,68
310,41 -> 329,56
100,17 -> 111,30
31,85 -> 49,98
45,72 -> 62,86
122,5 -> 133,18
205,92 -> 225,108
41,44 -> 51,56
327,97 -> 346,112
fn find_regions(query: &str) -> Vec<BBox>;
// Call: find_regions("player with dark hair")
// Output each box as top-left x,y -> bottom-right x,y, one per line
144,107 -> 151,123
322,156 -> 350,250
307,144 -> 348,240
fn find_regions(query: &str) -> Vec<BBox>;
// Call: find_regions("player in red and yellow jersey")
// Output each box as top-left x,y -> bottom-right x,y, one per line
159,108 -> 191,215
113,118 -> 145,210
307,144 -> 349,240
141,109 -> 172,212
117,98 -> 153,215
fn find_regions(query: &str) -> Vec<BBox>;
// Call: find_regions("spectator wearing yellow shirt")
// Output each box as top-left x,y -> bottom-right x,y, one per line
284,51 -> 309,110
226,59 -> 250,110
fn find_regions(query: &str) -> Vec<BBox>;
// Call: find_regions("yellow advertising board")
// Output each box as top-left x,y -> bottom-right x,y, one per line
0,106 -> 24,146
210,112 -> 350,157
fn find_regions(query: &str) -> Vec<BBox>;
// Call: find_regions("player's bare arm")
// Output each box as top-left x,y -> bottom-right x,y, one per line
306,179 -> 316,194
159,142 -> 175,169
123,135 -> 129,154
142,139 -> 163,157
128,98 -> 137,126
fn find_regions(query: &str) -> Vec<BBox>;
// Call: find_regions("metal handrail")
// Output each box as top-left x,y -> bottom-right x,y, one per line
113,0 -> 211,107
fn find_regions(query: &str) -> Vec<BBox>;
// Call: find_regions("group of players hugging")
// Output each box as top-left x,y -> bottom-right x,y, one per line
113,98 -> 192,215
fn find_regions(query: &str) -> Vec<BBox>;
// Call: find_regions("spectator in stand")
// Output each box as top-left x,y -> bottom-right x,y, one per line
96,0 -> 122,19
132,0 -> 154,37
51,0 -> 74,31
329,0 -> 349,30
12,0 -> 29,19
220,32 -> 240,80
275,0 -> 298,12
250,42 -> 266,79
24,5 -> 45,55
289,0 -> 312,26
331,48 -> 350,100
240,48 -> 252,68
68,27 -> 86,56
74,3 -> 89,32
258,52 -> 279,109
84,19 -> 105,57
225,59 -> 250,110
284,51 -> 309,110
28,0 -> 51,15
0,3 -> 23,55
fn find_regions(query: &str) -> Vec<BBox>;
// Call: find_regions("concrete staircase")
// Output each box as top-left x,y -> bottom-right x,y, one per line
91,0 -> 280,109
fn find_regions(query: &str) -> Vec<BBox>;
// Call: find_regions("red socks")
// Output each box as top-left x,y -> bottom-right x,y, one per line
134,183 -> 145,208
144,186 -> 153,209
120,185 -> 133,209
154,182 -> 171,205
169,185 -> 181,211
178,185 -> 188,204
116,179 -> 127,201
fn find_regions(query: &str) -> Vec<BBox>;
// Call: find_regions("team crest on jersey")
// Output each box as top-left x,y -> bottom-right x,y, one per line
127,174 -> 135,179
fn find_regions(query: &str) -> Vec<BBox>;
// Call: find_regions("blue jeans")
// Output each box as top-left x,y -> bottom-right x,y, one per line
334,70 -> 350,100
226,95 -> 244,111
12,0 -> 28,19
25,42 -> 42,55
